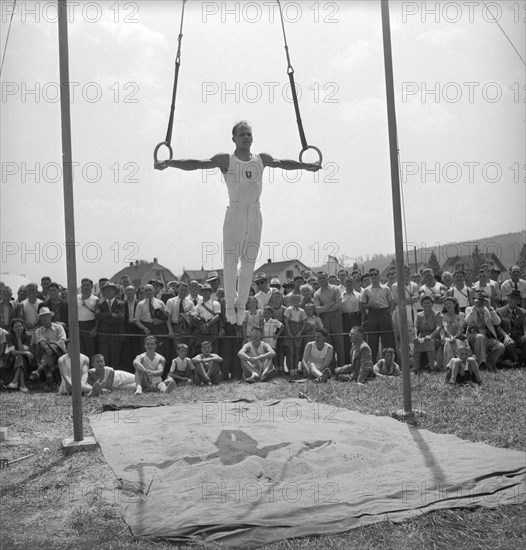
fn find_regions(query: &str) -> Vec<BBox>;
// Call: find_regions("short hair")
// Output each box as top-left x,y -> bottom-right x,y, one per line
81,278 -> 93,285
201,341 -> 212,348
360,274 -> 370,282
454,270 -> 465,276
251,326 -> 262,334
382,347 -> 395,356
420,295 -> 433,305
232,120 -> 251,136
177,343 -> 188,352
91,354 -> 104,365
315,327 -> 328,338
48,282 -> 60,290
368,268 -> 379,275
264,305 -> 273,312
26,282 -> 38,290
316,271 -> 328,277
442,296 -> 460,314
350,326 -> 364,335
41,276 -> 51,283
144,335 -> 158,345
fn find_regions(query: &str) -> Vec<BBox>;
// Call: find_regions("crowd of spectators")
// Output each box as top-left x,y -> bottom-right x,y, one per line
0,261 -> 525,393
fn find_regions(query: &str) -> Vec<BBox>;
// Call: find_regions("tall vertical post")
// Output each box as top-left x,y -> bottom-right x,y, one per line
381,0 -> 412,414
58,0 -> 83,441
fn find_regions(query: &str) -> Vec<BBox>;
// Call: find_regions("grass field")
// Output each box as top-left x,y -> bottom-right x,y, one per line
1,368 -> 525,550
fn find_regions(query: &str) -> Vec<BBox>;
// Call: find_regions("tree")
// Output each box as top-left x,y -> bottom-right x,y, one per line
427,251 -> 441,276
517,243 -> 526,272
471,245 -> 485,276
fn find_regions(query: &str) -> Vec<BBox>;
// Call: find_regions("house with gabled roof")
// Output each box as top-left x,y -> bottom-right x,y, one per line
111,258 -> 178,289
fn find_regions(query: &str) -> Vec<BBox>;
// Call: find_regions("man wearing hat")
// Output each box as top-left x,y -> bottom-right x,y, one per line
95,282 -> 125,371
254,272 -> 272,311
465,290 -> 505,370
500,266 -> 526,309
269,278 -> 281,291
30,307 -> 67,389
148,278 -> 165,300
496,289 -> 526,366
206,271 -> 221,302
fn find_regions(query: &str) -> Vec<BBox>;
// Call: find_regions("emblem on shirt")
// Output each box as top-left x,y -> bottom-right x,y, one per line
246,170 -> 252,179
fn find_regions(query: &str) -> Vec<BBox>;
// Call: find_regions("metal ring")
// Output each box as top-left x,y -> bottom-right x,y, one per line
299,145 -> 323,167
154,141 -> 173,168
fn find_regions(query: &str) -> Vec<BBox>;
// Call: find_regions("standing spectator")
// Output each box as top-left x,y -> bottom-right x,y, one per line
262,305 -> 284,371
194,284 -> 221,352
188,280 -> 203,307
254,272 -> 272,311
447,270 -> 474,313
42,282 -> 69,331
419,268 -> 446,314
391,264 -> 419,360
441,271 -> 454,291
472,268 -> 500,309
337,269 -> 348,295
500,266 -> 526,309
0,286 -> 17,331
465,290 -> 505,371
148,278 -> 165,300
341,275 -> 362,363
218,299 -> 243,381
313,271 -> 344,368
206,271 -> 221,302
39,276 -> 52,301
242,296 -> 264,343
360,273 -> 371,290
496,289 -> 526,366
285,275 -> 304,306
360,268 -> 396,363
121,285 -> 140,373
284,294 -> 306,377
15,282 -> 42,337
165,282 -> 196,357
96,282 -> 124,371
77,278 -> 99,359
15,286 -> 27,308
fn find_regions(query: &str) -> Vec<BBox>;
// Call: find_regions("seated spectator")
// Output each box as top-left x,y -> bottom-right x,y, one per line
445,342 -> 482,385
168,343 -> 195,385
465,290 -> 504,371
302,328 -> 333,382
133,335 -> 173,395
496,289 -> 526,366
440,296 -> 466,368
57,351 -> 94,396
30,307 -> 67,389
192,340 -> 222,385
373,347 -> 401,378
238,327 -> 277,383
500,265 -> 526,309
334,326 -> 373,384
413,295 -> 442,371
3,318 -> 33,393
88,353 -> 137,392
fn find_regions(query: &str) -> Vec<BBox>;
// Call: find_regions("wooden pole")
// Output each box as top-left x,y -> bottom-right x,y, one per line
58,0 -> 83,441
381,0 -> 412,414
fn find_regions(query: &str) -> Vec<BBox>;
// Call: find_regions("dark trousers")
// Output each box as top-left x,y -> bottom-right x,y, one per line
120,322 -> 141,373
319,311 -> 345,368
79,320 -> 97,359
363,308 -> 395,362
97,333 -> 122,370
218,323 -> 243,380
342,312 -> 362,363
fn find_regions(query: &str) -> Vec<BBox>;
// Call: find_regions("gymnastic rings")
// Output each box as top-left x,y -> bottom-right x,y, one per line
299,145 -> 323,167
154,141 -> 173,169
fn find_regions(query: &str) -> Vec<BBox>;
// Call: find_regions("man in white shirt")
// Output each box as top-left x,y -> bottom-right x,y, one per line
166,282 -> 197,355
254,272 -> 272,311
77,278 -> 99,359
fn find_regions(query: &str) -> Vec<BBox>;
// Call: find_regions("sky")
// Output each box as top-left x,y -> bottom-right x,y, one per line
1,0 -> 525,285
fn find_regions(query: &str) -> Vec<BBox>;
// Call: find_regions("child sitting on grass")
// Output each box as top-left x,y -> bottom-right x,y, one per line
373,348 -> 401,378
168,343 -> 195,385
446,342 -> 482,386
192,341 -> 222,385
133,335 -> 175,395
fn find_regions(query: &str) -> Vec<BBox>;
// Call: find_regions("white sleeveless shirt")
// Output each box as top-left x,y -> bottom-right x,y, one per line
224,154 -> 264,205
